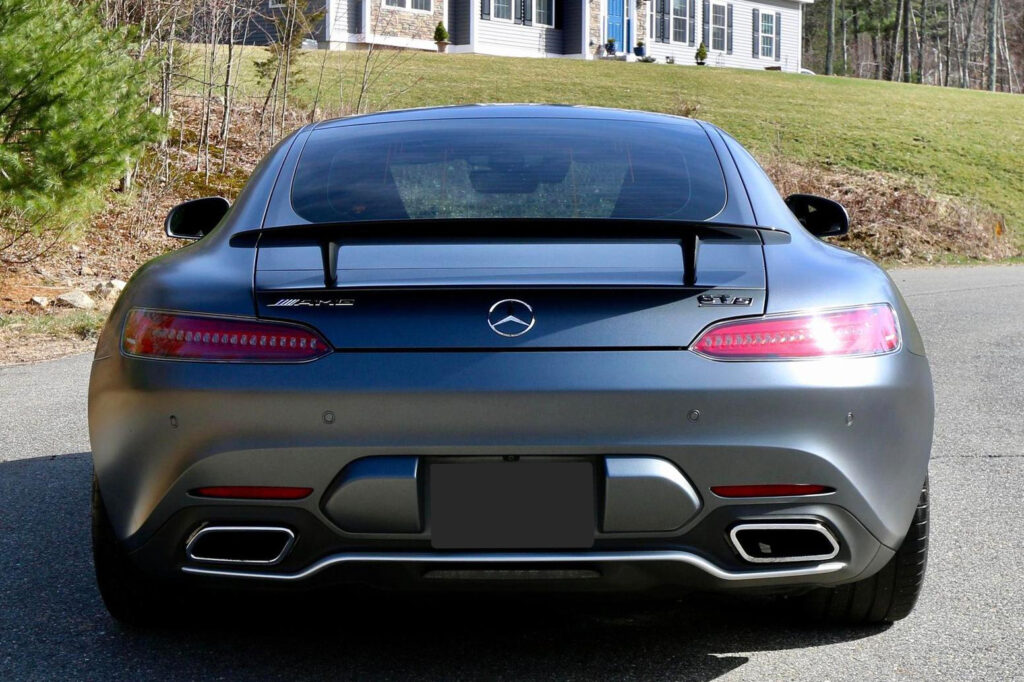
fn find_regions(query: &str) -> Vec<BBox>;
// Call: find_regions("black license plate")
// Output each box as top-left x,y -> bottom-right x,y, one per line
430,461 -> 595,550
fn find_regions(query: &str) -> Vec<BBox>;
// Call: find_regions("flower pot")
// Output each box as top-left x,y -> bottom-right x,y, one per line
633,46 -> 646,57
605,42 -> 616,55
435,41 -> 449,53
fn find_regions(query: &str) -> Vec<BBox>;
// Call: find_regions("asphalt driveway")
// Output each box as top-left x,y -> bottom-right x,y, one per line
1,265 -> 1022,681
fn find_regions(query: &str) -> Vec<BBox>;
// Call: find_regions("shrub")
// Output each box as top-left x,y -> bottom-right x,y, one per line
434,22 -> 449,42
0,0 -> 162,259
695,42 -> 708,64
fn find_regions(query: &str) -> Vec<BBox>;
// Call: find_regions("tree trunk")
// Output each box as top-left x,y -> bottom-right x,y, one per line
826,0 -> 836,74
917,0 -> 928,82
986,0 -> 997,90
902,0 -> 912,81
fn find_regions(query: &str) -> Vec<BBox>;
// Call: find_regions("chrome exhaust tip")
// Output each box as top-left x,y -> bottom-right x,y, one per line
729,522 -> 840,564
185,526 -> 295,565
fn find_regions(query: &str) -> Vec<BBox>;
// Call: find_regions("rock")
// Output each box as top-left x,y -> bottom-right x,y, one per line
80,265 -> 96,276
29,296 -> 50,307
93,280 -> 126,301
56,290 -> 96,310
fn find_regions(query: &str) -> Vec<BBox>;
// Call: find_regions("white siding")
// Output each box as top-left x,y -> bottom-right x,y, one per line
473,0 -> 565,56
647,0 -> 804,72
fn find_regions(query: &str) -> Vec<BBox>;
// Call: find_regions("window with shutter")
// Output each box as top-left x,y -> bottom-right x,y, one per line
726,3 -> 732,53
760,11 -> 773,57
711,3 -> 725,50
493,0 -> 512,19
671,0 -> 687,42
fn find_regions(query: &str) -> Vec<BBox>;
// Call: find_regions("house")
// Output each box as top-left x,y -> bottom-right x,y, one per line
255,0 -> 809,71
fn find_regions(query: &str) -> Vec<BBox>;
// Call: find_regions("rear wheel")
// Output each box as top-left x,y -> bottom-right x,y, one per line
796,479 -> 929,625
92,475 -> 176,626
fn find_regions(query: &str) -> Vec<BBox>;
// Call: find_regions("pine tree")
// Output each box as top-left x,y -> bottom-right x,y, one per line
0,0 -> 162,256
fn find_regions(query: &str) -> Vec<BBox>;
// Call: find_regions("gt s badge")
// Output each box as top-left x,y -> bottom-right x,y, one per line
698,295 -> 753,307
268,298 -> 355,307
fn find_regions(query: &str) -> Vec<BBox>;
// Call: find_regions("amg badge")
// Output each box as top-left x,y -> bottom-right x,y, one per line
268,298 -> 355,308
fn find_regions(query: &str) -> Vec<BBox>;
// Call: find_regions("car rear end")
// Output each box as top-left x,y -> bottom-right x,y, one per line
89,108 -> 932,604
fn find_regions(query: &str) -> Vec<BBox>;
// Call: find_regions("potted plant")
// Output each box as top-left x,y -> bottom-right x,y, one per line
695,41 -> 708,65
605,37 -> 616,55
634,40 -> 646,58
434,22 -> 449,53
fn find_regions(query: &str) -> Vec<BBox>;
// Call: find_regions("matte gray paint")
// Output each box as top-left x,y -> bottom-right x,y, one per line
89,106 -> 933,595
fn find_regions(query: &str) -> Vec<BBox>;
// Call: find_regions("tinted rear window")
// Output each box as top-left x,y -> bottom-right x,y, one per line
290,118 -> 726,223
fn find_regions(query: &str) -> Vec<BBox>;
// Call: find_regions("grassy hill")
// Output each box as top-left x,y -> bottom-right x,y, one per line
206,49 -> 1023,246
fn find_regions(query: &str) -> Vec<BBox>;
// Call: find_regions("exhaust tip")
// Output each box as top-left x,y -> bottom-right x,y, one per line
186,526 -> 295,565
729,522 -> 839,564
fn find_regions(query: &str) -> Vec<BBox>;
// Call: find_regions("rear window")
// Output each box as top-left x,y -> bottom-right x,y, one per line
290,118 -> 727,223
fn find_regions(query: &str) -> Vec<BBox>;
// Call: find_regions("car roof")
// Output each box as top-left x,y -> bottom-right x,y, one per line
312,104 -> 706,130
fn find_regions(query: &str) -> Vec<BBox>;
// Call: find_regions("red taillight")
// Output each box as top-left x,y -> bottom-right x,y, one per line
122,308 -> 330,362
191,486 -> 313,500
711,484 -> 834,498
692,304 -> 899,360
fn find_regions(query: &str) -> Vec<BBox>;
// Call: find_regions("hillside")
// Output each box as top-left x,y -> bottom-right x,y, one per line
212,49 -> 1024,244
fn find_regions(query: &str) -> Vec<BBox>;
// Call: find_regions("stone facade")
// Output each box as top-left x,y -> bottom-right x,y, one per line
371,0 -> 446,41
588,0 -> 602,54
635,0 -> 647,46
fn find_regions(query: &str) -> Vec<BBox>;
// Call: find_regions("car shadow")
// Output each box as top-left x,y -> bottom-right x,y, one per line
0,453 -> 885,680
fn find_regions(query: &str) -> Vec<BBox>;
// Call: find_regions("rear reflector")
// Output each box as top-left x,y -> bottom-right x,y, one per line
711,484 -> 834,498
692,304 -> 899,360
191,486 -> 314,500
122,308 -> 330,362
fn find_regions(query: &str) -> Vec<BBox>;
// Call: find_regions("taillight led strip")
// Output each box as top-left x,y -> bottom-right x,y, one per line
691,304 -> 900,360
121,308 -> 331,362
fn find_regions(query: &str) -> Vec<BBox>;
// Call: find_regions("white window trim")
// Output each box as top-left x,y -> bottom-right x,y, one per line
382,0 -> 434,14
534,0 -> 555,27
492,0 -> 514,21
669,0 -> 687,44
760,11 -> 774,57
710,2 -> 726,51
268,0 -> 286,8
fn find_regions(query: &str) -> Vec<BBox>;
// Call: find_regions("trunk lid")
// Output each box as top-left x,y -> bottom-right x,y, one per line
252,225 -> 767,350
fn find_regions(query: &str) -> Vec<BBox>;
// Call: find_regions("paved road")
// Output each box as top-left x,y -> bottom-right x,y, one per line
1,265 -> 1022,681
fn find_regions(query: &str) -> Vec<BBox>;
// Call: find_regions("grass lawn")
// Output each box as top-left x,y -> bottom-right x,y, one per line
184,47 -> 1024,244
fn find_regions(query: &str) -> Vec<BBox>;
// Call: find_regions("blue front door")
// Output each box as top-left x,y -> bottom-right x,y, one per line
607,0 -> 624,47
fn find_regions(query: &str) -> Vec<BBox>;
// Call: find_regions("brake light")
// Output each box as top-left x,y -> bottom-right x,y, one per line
191,486 -> 313,500
711,484 -> 834,498
122,308 -> 330,362
692,304 -> 899,360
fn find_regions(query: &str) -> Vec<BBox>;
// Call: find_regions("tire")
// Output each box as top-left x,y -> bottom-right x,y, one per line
795,479 -> 929,625
92,475 -> 176,626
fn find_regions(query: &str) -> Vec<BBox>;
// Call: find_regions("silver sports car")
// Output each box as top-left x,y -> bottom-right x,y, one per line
89,105 -> 932,626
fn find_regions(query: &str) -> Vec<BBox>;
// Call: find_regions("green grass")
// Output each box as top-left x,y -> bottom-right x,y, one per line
185,46 -> 1024,243
0,309 -> 106,339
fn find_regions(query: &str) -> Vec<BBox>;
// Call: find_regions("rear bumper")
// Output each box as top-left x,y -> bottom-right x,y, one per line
89,347 -> 932,590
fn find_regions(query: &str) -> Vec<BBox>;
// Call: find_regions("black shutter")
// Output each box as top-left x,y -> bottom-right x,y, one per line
481,0 -> 490,20
514,0 -> 522,23
726,3 -> 732,53
523,0 -> 532,25
774,11 -> 781,60
654,0 -> 667,42
701,0 -> 709,46
554,0 -> 563,28
688,0 -> 695,44
751,8 -> 758,58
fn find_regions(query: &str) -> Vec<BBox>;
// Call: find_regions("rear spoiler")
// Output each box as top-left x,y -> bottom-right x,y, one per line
231,218 -> 787,289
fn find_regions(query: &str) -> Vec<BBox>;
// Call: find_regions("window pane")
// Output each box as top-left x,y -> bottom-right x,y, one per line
761,13 -> 773,34
761,35 -> 773,56
411,0 -> 430,9
385,0 -> 404,6
712,4 -> 725,25
672,0 -> 686,41
494,0 -> 511,18
536,0 -> 553,24
712,26 -> 724,50
291,119 -> 729,223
